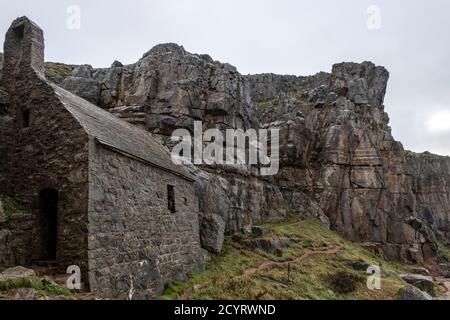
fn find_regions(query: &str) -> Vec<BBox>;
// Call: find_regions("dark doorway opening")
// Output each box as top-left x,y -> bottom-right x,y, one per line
21,109 -> 30,128
38,188 -> 58,261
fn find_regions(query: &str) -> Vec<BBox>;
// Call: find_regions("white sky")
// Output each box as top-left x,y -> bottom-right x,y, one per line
1,0 -> 449,155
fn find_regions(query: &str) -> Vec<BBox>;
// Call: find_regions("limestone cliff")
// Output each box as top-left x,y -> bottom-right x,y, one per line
1,45 -> 449,264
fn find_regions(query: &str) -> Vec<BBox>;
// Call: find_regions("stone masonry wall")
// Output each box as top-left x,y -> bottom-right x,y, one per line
1,17 -> 90,272
5,77 -> 90,271
87,143 -> 205,299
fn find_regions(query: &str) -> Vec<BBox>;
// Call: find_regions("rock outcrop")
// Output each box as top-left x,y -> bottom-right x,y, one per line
399,273 -> 436,296
398,285 -> 433,300
1,43 -> 449,265
406,151 -> 450,245
247,62 -> 437,263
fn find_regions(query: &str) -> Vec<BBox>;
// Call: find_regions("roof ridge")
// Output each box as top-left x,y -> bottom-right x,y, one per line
48,82 -> 194,181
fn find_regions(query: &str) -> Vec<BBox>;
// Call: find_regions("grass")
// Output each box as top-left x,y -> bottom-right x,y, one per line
0,276 -> 73,297
436,240 -> 450,262
404,150 -> 448,160
45,62 -> 75,83
159,217 -> 408,300
254,90 -> 314,113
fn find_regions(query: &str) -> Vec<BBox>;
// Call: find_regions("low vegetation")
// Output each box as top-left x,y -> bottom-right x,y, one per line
436,239 -> 450,262
0,276 -> 72,298
160,217 -> 408,300
44,62 -> 75,84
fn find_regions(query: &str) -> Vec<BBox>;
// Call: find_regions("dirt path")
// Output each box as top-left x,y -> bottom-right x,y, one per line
243,246 -> 341,277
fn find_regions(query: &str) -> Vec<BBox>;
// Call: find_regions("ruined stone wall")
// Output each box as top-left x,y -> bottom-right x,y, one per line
87,143 -> 205,299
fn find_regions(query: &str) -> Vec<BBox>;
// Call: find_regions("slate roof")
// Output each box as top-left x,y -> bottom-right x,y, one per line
50,83 -> 194,181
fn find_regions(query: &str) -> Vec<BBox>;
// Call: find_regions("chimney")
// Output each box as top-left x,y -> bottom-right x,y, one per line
2,16 -> 45,80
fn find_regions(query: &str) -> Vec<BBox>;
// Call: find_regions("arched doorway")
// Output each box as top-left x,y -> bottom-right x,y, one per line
38,188 -> 59,261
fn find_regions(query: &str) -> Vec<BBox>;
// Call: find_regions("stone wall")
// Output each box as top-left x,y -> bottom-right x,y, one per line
1,17 -> 90,272
87,143 -> 205,299
0,214 -> 33,267
0,89 -> 10,195
4,77 -> 90,271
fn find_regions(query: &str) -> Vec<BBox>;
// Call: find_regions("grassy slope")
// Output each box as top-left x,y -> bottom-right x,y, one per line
161,217 -> 409,300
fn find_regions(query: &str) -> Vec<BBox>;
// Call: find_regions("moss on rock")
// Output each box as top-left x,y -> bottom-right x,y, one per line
0,194 -> 26,221
45,62 -> 75,84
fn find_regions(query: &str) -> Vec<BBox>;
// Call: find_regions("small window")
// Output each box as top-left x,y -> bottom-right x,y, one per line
21,109 -> 30,128
167,185 -> 176,213
0,103 -> 7,116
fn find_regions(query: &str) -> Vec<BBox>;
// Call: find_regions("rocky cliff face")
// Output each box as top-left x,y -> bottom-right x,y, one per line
406,152 -> 450,245
1,44 -> 449,264
246,63 -> 439,263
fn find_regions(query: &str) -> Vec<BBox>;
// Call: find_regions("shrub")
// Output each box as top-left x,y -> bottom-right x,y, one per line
327,271 -> 363,294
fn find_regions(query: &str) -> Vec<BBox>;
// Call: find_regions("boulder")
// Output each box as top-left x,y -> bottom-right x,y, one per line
240,226 -> 270,237
199,213 -> 225,253
407,266 -> 431,276
382,268 -> 400,278
13,288 -> 38,300
398,285 -> 432,300
250,226 -> 270,236
342,259 -> 372,272
0,266 -> 36,282
242,237 -> 291,253
240,226 -> 253,235
399,274 -> 436,295
438,264 -> 450,278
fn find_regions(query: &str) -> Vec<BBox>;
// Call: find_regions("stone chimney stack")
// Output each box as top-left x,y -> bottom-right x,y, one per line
3,16 -> 45,80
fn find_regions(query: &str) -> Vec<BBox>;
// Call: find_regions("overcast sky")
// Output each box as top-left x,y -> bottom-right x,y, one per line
1,0 -> 449,155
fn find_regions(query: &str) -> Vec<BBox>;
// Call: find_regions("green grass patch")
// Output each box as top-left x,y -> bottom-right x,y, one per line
436,240 -> 450,261
160,217 -> 407,300
45,62 -> 75,83
0,276 -> 72,297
